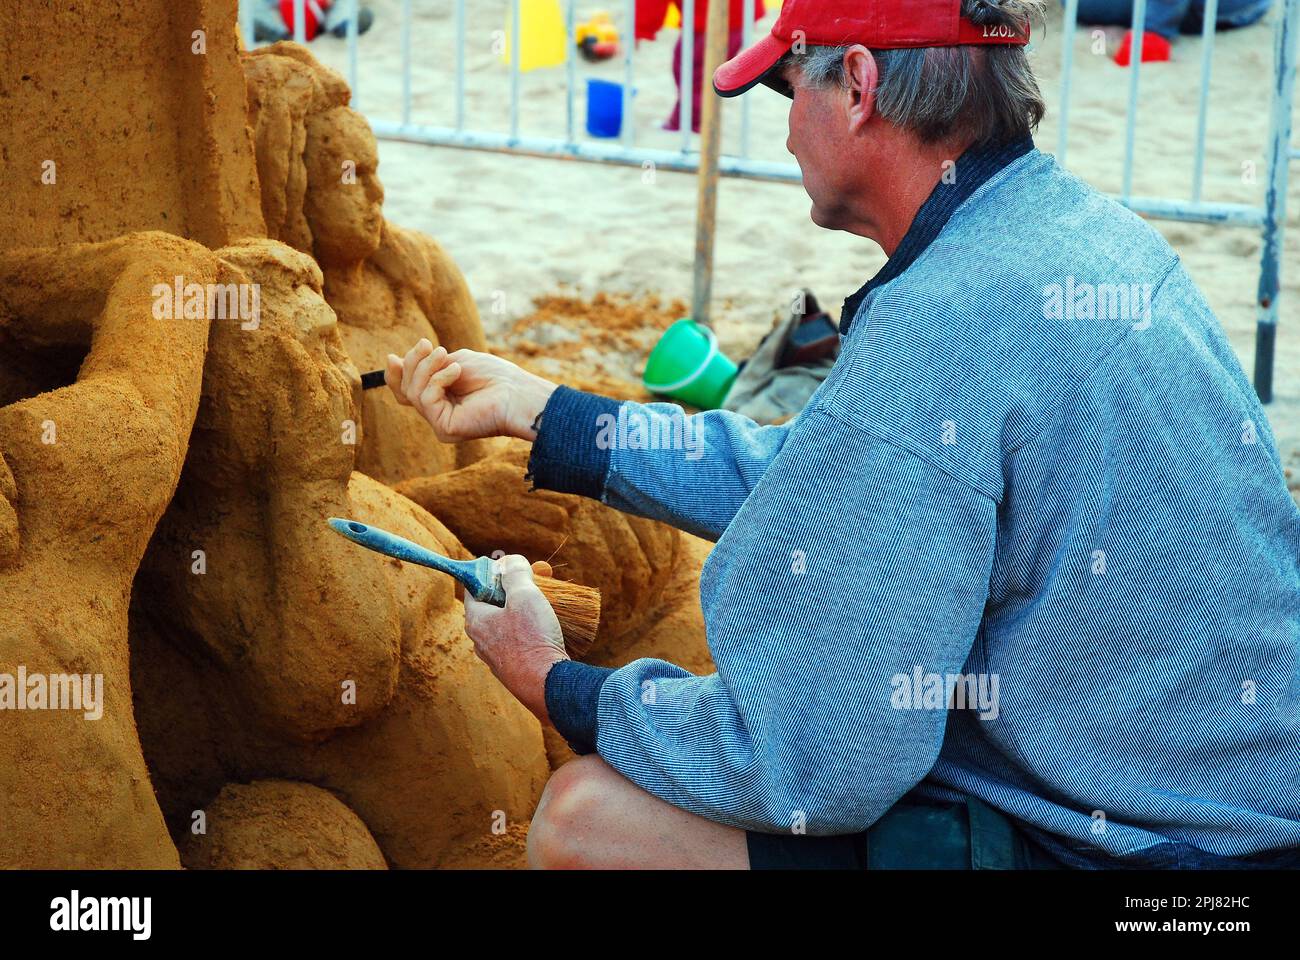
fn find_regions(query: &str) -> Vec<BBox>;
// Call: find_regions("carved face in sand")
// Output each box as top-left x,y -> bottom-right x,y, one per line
191,239 -> 358,477
146,239 -> 402,742
303,107 -> 385,267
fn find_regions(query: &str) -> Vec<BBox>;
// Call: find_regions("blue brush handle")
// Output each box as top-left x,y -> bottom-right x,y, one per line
327,518 -> 507,606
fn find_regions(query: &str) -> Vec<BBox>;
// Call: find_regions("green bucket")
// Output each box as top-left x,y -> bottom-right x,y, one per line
643,319 -> 738,409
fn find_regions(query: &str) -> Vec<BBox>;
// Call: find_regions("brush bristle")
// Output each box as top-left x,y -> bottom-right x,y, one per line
535,577 -> 601,659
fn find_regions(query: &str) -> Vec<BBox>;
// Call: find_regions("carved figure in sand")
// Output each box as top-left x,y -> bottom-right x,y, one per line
131,239 -> 549,868
179,780 -> 389,870
242,43 -> 496,485
0,233 -> 227,868
238,44 -> 714,668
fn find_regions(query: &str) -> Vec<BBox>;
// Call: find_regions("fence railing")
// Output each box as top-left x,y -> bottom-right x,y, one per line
242,0 -> 1299,402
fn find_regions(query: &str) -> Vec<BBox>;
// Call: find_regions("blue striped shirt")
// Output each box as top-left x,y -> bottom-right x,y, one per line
531,138 -> 1300,867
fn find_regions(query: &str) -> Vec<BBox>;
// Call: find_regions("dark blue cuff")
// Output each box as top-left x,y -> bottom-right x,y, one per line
526,385 -> 622,500
545,660 -> 615,755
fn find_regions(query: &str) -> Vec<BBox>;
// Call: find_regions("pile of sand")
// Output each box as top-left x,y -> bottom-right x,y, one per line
499,291 -> 687,399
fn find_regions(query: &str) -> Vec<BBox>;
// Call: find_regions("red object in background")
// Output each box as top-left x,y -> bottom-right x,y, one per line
280,0 -> 333,42
1113,29 -> 1172,66
636,0 -> 766,42
665,26 -> 746,131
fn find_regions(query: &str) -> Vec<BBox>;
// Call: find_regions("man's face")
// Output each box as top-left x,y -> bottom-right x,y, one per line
782,61 -> 862,232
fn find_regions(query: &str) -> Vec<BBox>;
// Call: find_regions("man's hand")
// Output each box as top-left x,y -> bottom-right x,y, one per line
385,340 -> 557,442
463,555 -> 569,725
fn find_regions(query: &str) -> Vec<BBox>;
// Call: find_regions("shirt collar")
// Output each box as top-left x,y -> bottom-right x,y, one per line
839,136 -> 1035,335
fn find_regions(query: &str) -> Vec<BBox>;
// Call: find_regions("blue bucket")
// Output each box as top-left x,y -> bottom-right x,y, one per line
586,79 -> 624,138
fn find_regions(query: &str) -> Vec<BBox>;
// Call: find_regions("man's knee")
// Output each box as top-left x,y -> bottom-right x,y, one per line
527,754 -> 613,869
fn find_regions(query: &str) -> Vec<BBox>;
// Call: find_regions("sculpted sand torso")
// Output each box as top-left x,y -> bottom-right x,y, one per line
131,240 -> 551,868
245,44 -> 495,485
241,44 -> 713,672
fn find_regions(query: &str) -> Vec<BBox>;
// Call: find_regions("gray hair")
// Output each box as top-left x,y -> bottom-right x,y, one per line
780,0 -> 1046,145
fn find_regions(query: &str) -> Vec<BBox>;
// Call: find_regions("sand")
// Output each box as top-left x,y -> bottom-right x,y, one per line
4,0 -> 1292,871
1,1 -> 710,869
0,233 -> 222,869
499,292 -> 681,399
0,0 -> 263,248
306,0 -> 1299,494
399,437 -> 684,645
130,238 -> 558,867
179,780 -> 390,869
244,42 -> 499,484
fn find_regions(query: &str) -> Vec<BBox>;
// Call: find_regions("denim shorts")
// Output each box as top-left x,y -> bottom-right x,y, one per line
746,797 -> 1062,870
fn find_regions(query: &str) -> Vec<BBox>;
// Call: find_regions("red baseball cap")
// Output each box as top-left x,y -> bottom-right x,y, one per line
714,0 -> 1031,98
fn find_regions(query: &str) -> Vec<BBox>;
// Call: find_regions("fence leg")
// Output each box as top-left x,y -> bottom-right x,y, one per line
1255,0 -> 1300,403
691,0 -> 729,329
239,0 -> 255,48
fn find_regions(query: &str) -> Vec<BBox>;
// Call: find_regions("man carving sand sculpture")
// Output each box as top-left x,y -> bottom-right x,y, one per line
385,0 -> 1300,869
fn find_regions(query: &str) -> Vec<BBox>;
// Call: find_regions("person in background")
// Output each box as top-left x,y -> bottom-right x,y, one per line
1066,0 -> 1273,65
638,0 -> 767,132
259,0 -> 375,43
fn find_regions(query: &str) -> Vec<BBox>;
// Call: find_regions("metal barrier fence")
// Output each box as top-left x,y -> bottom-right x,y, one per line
242,0 -> 1299,401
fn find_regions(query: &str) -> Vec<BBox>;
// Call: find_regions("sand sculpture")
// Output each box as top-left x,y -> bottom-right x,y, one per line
397,441 -> 715,670
240,42 -> 713,669
0,234 -> 224,868
1,0 -> 711,869
131,240 -> 550,868
179,780 -> 389,870
0,0 -> 264,251
243,43 -> 498,485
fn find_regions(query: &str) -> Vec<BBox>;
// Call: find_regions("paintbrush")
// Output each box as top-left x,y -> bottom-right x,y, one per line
327,517 -> 600,657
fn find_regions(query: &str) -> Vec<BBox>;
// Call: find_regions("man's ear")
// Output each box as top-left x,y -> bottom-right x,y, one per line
842,45 -> 878,132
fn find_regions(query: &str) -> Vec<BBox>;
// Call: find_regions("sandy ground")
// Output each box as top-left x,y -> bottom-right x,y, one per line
307,0 -> 1300,492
